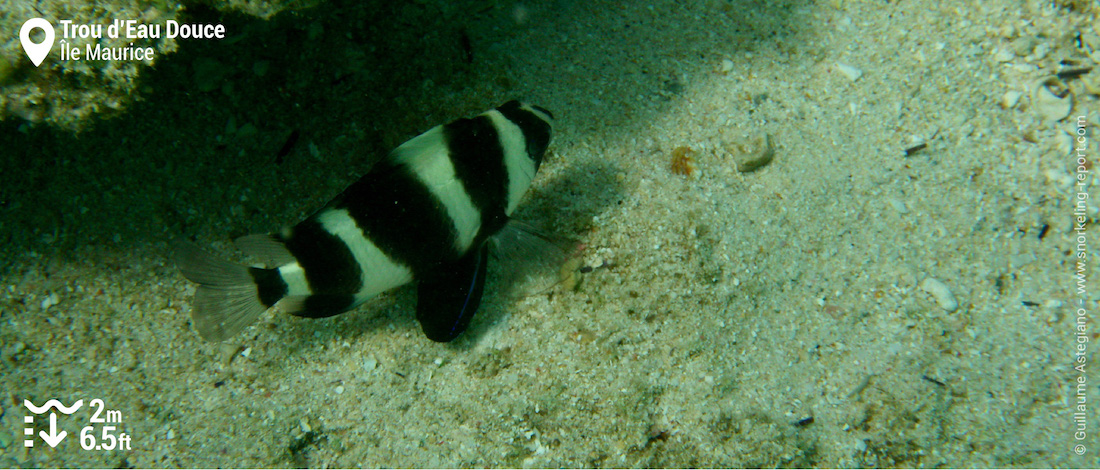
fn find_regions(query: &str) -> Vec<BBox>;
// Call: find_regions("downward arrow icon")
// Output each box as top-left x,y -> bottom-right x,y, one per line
39,413 -> 66,448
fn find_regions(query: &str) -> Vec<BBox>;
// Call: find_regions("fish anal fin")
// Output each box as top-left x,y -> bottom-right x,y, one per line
276,295 -> 309,315
289,295 -> 355,318
416,245 -> 489,342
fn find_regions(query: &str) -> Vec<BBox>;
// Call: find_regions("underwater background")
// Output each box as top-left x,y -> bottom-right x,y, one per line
2,0 -> 1099,467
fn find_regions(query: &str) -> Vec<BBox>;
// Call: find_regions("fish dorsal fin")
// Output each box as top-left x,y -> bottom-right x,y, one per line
386,125 -> 447,167
416,244 -> 489,342
234,234 -> 297,267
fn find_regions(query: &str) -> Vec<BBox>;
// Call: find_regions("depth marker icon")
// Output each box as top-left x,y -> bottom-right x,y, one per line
24,399 -> 83,448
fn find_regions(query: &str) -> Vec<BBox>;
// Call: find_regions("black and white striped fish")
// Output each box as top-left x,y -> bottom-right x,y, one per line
176,101 -> 554,342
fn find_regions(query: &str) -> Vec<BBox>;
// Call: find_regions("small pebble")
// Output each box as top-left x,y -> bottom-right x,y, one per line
719,59 -> 734,73
835,62 -> 863,82
193,57 -> 227,92
919,277 -> 958,312
854,438 -> 867,452
3,341 -> 26,362
992,48 -> 1015,62
1000,90 -> 1022,109
363,358 -> 378,371
1010,252 -> 1036,268
237,123 -> 258,138
218,343 -> 243,366
252,60 -> 270,77
335,385 -> 345,394
166,429 -> 175,440
40,292 -> 59,311
1011,37 -> 1036,57
308,21 -> 324,40
887,198 -> 909,214
1029,43 -> 1050,61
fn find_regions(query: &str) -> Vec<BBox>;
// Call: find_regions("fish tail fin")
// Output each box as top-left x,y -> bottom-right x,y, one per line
173,240 -> 284,341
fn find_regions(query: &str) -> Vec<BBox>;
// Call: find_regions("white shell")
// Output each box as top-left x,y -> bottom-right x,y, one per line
835,62 -> 863,82
920,277 -> 958,312
1031,78 -> 1072,122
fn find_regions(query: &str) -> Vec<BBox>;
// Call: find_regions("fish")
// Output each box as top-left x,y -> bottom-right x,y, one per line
175,101 -> 554,342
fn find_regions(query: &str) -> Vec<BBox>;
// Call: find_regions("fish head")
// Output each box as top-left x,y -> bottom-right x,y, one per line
499,100 -> 553,172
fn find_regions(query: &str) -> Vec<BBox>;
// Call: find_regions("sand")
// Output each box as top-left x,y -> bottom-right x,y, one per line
2,0 -> 1099,467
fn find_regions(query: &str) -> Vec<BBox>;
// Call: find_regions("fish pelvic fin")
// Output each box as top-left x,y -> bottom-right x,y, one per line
173,240 -> 287,341
416,243 -> 489,342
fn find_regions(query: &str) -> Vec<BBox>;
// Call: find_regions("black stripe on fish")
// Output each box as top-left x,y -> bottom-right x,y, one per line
249,267 -> 288,308
337,162 -> 462,278
281,218 -> 362,295
497,101 -> 552,170
443,115 -> 509,236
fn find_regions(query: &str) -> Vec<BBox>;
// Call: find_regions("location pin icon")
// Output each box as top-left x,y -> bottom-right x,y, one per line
20,18 -> 55,67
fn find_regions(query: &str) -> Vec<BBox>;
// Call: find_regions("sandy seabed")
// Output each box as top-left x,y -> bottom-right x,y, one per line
2,0 -> 1099,467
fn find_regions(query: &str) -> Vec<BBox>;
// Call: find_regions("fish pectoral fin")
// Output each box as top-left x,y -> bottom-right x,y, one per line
489,220 -> 575,297
416,244 -> 489,342
234,234 -> 297,267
